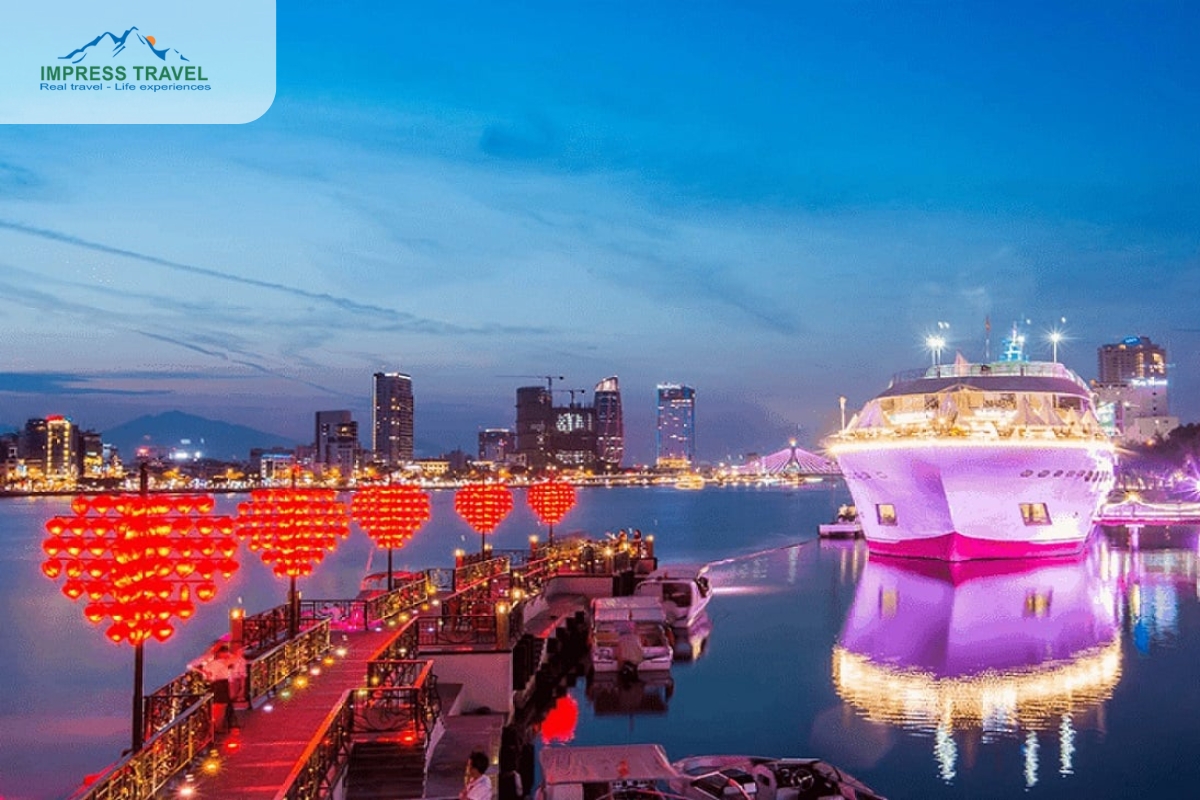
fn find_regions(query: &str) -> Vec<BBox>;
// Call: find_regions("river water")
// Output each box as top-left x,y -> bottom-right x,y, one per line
1,486 -> 1197,799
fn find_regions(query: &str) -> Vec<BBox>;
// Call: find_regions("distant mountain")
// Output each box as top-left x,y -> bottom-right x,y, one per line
104,411 -> 299,462
61,26 -> 190,65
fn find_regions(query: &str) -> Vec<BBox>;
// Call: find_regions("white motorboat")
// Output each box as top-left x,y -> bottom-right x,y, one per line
671,754 -> 886,800
818,505 -> 863,538
591,596 -> 673,676
535,746 -> 886,800
633,566 -> 712,628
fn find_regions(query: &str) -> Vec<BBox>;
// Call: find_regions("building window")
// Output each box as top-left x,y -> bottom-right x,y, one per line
1020,502 -> 1051,525
876,504 -> 898,525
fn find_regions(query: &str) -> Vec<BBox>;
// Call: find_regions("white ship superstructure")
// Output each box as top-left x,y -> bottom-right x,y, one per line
827,358 -> 1116,560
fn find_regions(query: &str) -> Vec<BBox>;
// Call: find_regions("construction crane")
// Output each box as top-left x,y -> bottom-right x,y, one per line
557,388 -> 588,406
496,375 -> 565,393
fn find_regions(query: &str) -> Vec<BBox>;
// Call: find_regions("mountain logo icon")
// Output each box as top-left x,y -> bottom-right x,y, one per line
60,26 -> 190,65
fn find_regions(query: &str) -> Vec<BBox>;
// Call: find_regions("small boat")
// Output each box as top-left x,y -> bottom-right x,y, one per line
674,474 -> 705,490
590,596 -> 674,677
633,566 -> 713,628
537,744 -> 681,800
536,745 -> 886,800
818,504 -> 862,538
671,754 -> 886,800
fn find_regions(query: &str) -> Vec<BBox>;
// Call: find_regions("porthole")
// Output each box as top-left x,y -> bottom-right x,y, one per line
1020,469 -> 1033,478
1037,470 -> 1050,478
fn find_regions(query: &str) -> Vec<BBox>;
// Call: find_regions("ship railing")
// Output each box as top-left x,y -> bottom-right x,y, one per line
889,361 -> 1087,390
832,422 -> 1110,444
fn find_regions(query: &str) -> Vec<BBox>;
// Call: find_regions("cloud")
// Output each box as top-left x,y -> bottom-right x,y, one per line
0,219 -> 551,337
0,372 -> 169,396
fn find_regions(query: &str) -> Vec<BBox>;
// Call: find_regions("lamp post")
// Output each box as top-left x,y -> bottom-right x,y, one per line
926,336 -> 946,368
1049,331 -> 1063,363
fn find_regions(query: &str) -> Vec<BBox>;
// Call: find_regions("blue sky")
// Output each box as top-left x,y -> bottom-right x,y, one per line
2,2 -> 1198,463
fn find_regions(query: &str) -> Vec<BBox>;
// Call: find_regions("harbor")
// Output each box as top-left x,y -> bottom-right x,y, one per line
3,487 -> 1200,799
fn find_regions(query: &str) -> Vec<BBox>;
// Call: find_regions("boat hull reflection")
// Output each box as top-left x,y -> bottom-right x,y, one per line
833,550 -> 1122,783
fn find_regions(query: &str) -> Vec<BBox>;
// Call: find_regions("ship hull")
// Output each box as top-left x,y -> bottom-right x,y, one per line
834,440 -> 1116,561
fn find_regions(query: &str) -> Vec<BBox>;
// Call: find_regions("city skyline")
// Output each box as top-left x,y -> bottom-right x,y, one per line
2,3 -> 1199,464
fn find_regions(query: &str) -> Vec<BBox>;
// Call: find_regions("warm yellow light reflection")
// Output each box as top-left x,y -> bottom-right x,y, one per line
831,639 -> 1121,730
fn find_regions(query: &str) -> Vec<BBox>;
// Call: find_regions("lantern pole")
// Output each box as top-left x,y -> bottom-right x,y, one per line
289,575 -> 299,639
131,459 -> 149,752
387,547 -> 394,591
132,642 -> 145,751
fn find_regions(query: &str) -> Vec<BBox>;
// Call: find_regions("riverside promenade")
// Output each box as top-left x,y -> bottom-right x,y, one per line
69,537 -> 647,800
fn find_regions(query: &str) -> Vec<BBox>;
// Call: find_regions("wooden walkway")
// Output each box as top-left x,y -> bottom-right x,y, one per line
195,627 -> 397,799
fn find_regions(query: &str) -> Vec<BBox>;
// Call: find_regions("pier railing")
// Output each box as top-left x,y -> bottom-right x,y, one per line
359,659 -> 440,739
242,604 -> 292,655
249,618 -> 332,701
454,554 -> 511,590
300,573 -> 432,632
275,659 -> 441,800
142,668 -> 210,740
419,613 -> 499,647
370,616 -> 421,661
274,691 -> 355,800
69,695 -> 214,800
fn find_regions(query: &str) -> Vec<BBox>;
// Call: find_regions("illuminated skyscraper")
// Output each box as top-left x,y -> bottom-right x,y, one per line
594,376 -> 624,469
373,372 -> 414,465
1094,336 -> 1176,443
1098,336 -> 1166,384
478,428 -> 514,463
656,384 -> 696,469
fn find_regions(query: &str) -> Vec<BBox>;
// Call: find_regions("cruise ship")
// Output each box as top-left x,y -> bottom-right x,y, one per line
826,342 -> 1116,561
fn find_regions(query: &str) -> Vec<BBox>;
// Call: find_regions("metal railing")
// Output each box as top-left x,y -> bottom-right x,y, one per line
248,619 -> 332,701
142,669 -> 210,740
273,691 -> 355,800
418,614 -> 499,647
362,573 -> 431,625
242,604 -> 292,655
275,660 -> 442,800
68,695 -> 213,800
371,617 -> 421,662
357,660 -> 440,740
889,360 -> 1087,390
454,555 -> 511,589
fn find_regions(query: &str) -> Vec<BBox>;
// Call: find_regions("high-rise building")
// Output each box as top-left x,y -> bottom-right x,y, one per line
1098,336 -> 1167,384
478,428 -> 514,463
1094,336 -> 1176,444
515,386 -> 553,469
551,401 -> 597,468
19,416 -> 79,481
594,376 -> 624,469
372,372 -> 414,465
656,384 -> 696,469
315,410 -> 353,467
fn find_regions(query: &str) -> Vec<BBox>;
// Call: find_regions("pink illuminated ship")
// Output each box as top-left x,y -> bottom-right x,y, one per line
827,352 -> 1116,561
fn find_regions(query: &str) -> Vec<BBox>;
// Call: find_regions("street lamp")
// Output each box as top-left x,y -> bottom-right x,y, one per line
1048,330 -> 1064,363
926,336 -> 946,368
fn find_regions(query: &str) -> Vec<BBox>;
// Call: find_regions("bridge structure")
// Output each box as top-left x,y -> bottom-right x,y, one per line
67,535 -> 646,800
1094,500 -> 1200,527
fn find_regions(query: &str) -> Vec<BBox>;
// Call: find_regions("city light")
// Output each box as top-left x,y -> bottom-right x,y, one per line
926,335 -> 947,367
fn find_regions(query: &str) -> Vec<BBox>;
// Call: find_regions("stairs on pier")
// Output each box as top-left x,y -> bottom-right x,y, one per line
344,740 -> 427,800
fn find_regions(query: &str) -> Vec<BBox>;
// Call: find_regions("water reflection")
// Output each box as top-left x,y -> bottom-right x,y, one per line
833,547 -> 1122,786
1105,526 -> 1199,652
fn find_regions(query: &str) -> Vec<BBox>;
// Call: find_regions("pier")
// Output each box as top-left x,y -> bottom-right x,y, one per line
68,537 -> 654,800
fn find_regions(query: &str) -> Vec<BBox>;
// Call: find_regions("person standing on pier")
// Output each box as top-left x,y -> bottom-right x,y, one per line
461,750 -> 493,800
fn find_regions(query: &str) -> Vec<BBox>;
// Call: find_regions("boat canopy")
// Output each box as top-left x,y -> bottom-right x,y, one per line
540,744 -> 681,784
592,596 -> 667,624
